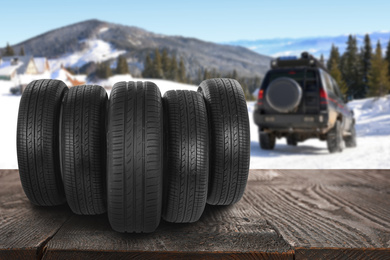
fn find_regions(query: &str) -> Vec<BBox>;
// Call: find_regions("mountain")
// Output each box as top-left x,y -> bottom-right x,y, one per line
3,19 -> 271,79
227,32 -> 390,59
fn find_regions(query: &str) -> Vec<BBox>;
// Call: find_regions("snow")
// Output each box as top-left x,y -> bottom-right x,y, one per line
0,78 -> 389,169
0,61 -> 21,76
99,27 -> 109,34
48,39 -> 126,70
248,96 -> 390,169
33,58 -> 47,73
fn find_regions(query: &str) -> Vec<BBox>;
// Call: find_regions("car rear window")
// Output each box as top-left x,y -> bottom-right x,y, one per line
262,69 -> 317,90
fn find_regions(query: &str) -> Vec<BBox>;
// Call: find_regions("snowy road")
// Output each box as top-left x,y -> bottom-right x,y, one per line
0,79 -> 389,169
248,97 -> 390,169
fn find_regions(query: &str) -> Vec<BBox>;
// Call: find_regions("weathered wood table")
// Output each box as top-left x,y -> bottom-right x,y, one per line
1,170 -> 389,259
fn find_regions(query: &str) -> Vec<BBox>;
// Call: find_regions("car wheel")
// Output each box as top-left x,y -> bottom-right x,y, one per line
198,78 -> 250,206
107,81 -> 163,233
344,123 -> 357,148
260,132 -> 276,150
17,79 -> 68,206
327,120 -> 343,153
286,136 -> 297,146
162,90 -> 209,223
61,85 -> 107,215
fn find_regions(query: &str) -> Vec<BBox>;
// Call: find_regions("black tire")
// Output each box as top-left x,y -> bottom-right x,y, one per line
107,81 -> 163,233
327,120 -> 343,153
344,124 -> 357,148
266,77 -> 302,113
61,85 -> 107,215
260,132 -> 276,150
162,90 -> 209,223
17,79 -> 68,206
198,78 -> 250,206
286,136 -> 297,146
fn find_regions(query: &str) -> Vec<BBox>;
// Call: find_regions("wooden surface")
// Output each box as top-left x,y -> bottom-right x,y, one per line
0,170 -> 389,259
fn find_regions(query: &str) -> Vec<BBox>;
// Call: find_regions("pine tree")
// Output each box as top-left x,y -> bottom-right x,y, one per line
327,44 -> 340,70
19,46 -> 25,56
4,43 -> 14,56
320,54 -> 325,66
341,35 -> 365,98
177,57 -> 186,83
168,55 -> 178,81
386,38 -> 390,78
96,62 -> 112,79
203,69 -> 210,81
151,49 -> 164,78
116,55 -> 129,74
361,34 -> 372,84
232,69 -> 238,80
330,59 -> 348,95
367,41 -> 390,97
161,49 -> 170,79
197,68 -> 202,84
142,54 -> 153,78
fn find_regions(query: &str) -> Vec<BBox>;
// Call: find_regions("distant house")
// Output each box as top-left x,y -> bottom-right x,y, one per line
33,57 -> 51,74
50,66 -> 86,87
0,56 -> 51,81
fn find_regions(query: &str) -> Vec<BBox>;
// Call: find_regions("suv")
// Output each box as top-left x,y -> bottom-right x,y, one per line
253,52 -> 356,153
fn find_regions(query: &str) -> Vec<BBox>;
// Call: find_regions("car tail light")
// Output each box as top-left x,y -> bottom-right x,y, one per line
320,88 -> 328,109
257,89 -> 264,105
320,88 -> 327,99
258,89 -> 264,100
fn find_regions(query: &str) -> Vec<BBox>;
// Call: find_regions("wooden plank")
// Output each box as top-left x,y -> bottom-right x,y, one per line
295,247 -> 390,260
42,203 -> 293,259
0,170 -> 72,260
246,169 -> 390,258
1,169 -> 390,259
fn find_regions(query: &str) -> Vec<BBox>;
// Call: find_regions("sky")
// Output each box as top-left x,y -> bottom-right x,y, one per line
1,0 -> 390,46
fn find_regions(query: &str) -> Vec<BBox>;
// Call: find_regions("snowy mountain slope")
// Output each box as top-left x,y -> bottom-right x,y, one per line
48,39 -> 126,70
5,19 -> 271,79
248,95 -> 390,169
228,31 -> 390,58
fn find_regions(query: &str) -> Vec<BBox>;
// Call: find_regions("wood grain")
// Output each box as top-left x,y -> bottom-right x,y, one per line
0,170 -> 72,260
247,170 -> 390,259
1,169 -> 389,259
42,203 -> 292,259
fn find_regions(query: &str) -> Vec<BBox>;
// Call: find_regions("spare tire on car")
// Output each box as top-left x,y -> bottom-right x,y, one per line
266,77 -> 302,113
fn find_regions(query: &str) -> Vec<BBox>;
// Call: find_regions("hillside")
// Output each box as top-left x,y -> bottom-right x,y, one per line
3,19 -> 271,79
228,31 -> 390,58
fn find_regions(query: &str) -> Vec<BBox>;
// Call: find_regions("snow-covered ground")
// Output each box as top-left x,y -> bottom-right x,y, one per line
49,39 -> 126,70
0,79 -> 389,169
0,78 -> 197,169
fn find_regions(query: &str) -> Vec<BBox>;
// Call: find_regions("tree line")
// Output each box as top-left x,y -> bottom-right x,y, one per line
327,34 -> 390,98
1,43 -> 24,56
142,48 -> 260,100
142,49 -> 187,83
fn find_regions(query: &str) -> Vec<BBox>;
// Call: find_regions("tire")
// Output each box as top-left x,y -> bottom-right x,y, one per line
198,78 -> 250,206
344,124 -> 357,148
286,136 -> 297,146
260,132 -> 276,150
162,90 -> 209,223
61,85 -> 107,215
107,81 -> 163,233
327,120 -> 343,153
17,79 -> 68,206
266,77 -> 302,113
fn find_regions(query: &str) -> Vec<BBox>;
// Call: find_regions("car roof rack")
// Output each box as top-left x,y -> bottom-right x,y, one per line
270,52 -> 328,72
